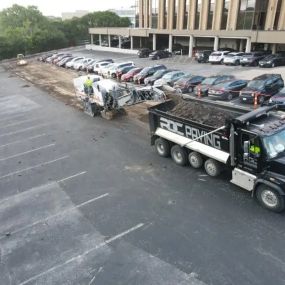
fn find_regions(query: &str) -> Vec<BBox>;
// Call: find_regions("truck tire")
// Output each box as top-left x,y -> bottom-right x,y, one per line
155,138 -> 170,157
171,145 -> 188,166
256,184 -> 285,213
188,152 -> 203,168
204,159 -> 221,177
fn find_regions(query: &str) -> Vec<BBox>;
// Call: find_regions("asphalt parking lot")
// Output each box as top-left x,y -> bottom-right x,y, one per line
1,50 -> 285,285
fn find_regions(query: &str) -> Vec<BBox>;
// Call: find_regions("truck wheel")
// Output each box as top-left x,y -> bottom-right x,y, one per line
155,138 -> 170,157
256,184 -> 285,213
204,159 -> 221,177
171,145 -> 188,166
188,152 -> 203,168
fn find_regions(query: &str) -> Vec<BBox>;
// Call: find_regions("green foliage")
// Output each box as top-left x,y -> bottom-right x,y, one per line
0,5 -> 131,60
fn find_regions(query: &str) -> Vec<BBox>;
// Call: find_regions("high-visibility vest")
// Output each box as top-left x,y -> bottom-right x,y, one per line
85,79 -> 93,87
250,145 -> 261,154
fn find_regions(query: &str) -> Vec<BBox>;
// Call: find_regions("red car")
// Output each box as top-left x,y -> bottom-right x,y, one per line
121,67 -> 143,82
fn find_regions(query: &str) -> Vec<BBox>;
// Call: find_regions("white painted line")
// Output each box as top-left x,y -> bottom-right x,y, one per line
0,143 -> 55,162
0,118 -> 37,129
0,134 -> 47,149
0,155 -> 69,180
58,171 -> 87,183
0,193 -> 109,239
0,124 -> 48,138
0,111 -> 31,123
18,223 -> 144,285
0,171 -> 87,206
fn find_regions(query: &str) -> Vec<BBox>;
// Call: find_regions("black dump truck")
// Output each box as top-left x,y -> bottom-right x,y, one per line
149,99 -> 285,212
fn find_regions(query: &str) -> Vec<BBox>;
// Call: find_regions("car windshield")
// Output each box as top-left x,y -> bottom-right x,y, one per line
202,77 -> 217,85
263,129 -> 285,159
243,53 -> 253,57
163,73 -> 175,79
247,80 -> 265,89
140,67 -> 151,75
264,55 -> 275,60
153,70 -> 166,77
211,53 -> 221,56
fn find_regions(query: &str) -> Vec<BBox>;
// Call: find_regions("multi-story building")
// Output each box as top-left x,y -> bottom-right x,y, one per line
110,8 -> 136,27
89,0 -> 285,56
62,10 -> 89,20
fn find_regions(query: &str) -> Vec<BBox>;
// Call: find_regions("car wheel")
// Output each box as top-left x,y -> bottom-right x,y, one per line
271,62 -> 275,68
155,138 -> 170,157
204,159 -> 222,177
188,152 -> 203,169
235,60 -> 240,66
227,93 -> 233,101
171,145 -> 188,166
188,86 -> 193,93
156,56 -> 160,60
256,184 -> 285,212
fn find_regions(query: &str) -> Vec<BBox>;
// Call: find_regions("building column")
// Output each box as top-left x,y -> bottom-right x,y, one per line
272,43 -> 277,54
189,35 -> 194,58
278,0 -> 285,30
214,36 -> 219,51
90,34 -> 94,45
227,0 -> 240,30
153,34 -> 157,51
119,36 -> 122,49
167,0 -> 175,29
212,0 -> 223,30
265,0 -> 278,30
188,0 -> 197,30
130,36 -> 134,50
99,34 -> 102,46
169,34 -> 173,52
108,35 -> 111,47
245,37 -> 251,53
199,0 -> 210,30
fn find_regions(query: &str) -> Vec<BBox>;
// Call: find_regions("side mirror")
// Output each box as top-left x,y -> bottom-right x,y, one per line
244,141 -> 250,155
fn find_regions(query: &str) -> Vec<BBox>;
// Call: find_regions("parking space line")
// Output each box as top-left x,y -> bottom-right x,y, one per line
0,134 -> 47,149
0,124 -> 48,138
58,171 -> 87,183
0,143 -> 55,162
18,222 -> 144,285
0,118 -> 37,129
0,193 -> 110,240
0,155 -> 69,180
0,111 -> 32,122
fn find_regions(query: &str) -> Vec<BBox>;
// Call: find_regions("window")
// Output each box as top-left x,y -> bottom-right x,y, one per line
183,0 -> 189,29
207,0 -> 215,29
152,0 -> 158,28
221,0 -> 230,29
195,0 -> 202,29
173,0 -> 178,29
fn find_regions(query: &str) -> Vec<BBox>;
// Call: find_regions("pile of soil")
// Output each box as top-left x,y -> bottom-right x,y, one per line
168,100 -> 240,128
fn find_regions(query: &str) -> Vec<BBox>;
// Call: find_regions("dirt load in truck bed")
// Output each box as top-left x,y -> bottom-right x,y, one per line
168,99 -> 241,128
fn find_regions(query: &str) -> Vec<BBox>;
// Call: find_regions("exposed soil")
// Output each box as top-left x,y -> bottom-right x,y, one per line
168,100 -> 241,128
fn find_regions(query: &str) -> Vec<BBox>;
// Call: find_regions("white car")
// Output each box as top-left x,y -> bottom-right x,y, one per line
223,52 -> 244,66
209,51 -> 230,64
93,61 -> 112,74
100,63 -> 116,77
65,57 -> 85,68
73,58 -> 94,70
107,62 -> 135,78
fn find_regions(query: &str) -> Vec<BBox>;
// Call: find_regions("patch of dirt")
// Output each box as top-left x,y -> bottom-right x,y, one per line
168,100 -> 240,128
4,60 -> 83,109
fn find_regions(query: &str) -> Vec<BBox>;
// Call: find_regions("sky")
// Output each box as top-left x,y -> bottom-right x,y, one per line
0,0 -> 136,17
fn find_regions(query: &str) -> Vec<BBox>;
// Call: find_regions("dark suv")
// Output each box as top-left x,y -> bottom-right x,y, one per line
138,48 -> 153,58
195,50 -> 212,63
149,50 -> 172,60
133,64 -> 167,84
239,74 -> 284,104
259,52 -> 285,68
240,51 -> 271,66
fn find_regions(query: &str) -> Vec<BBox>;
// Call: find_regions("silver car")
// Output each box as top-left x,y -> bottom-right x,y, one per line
223,52 -> 244,66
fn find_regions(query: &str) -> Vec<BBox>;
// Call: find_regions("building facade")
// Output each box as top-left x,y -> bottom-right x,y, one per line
110,8 -> 136,27
62,10 -> 89,20
89,0 -> 285,56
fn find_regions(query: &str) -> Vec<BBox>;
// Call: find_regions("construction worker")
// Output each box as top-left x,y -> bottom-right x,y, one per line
84,76 -> 93,95
250,143 -> 261,157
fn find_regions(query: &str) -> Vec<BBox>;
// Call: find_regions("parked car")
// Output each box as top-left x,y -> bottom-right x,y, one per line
57,56 -> 74,67
53,54 -> 72,64
138,48 -> 153,58
209,51 -> 230,64
173,75 -> 206,94
74,58 -> 93,70
149,50 -> 172,60
208,79 -> 248,101
84,59 -> 97,72
239,74 -> 284,104
153,71 -> 185,87
121,67 -> 143,82
268,87 -> 285,109
101,63 -> 117,77
116,65 -> 137,80
194,75 -> 235,96
134,64 -> 167,84
195,50 -> 212,63
88,59 -> 114,73
108,62 -> 134,78
240,51 -> 271,66
223,52 -> 245,66
218,48 -> 235,52
65,57 -> 85,68
144,69 -> 174,85
259,52 -> 285,68
172,43 -> 189,55
93,61 -> 112,74
46,53 -> 64,63
38,53 -> 53,62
